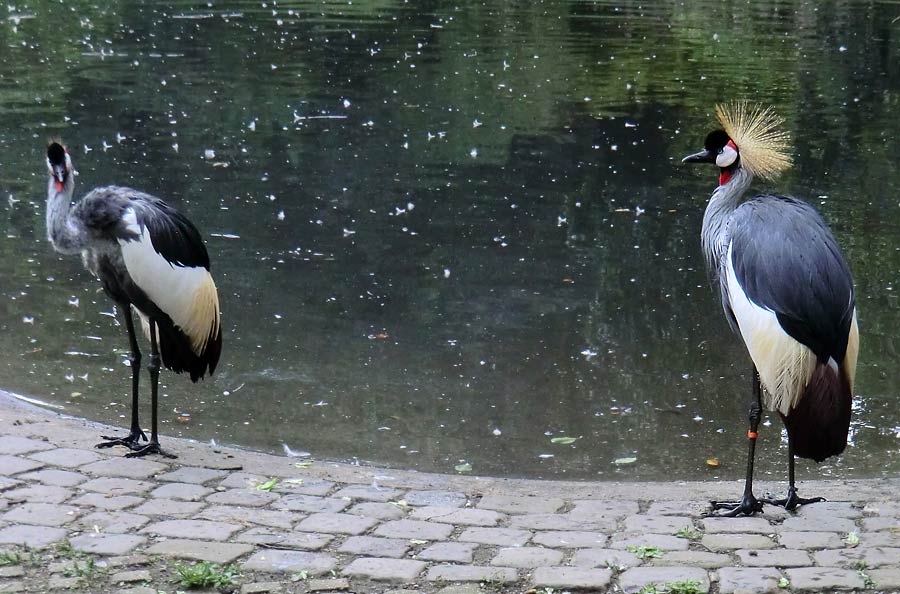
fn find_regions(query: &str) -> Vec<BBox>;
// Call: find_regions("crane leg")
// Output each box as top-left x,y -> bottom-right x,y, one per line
762,437 -> 825,510
97,304 -> 148,450
708,367 -> 765,517
126,321 -> 176,459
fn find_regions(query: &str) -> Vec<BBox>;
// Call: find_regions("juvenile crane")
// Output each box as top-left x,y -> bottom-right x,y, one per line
45,142 -> 222,458
682,104 -> 859,516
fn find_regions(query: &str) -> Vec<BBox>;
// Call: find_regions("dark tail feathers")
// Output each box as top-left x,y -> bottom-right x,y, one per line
158,318 -> 222,382
781,363 -> 852,462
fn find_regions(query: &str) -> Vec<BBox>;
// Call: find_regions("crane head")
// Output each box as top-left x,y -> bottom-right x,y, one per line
682,130 -> 740,185
47,142 -> 72,193
683,103 -> 792,185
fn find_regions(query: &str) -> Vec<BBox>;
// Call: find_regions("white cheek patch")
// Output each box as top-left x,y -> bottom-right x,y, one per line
716,144 -> 738,167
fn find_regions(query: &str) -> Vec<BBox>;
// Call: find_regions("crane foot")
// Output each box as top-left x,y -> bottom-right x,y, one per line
762,487 -> 825,511
125,441 -> 177,459
708,493 -> 765,517
96,429 -> 147,451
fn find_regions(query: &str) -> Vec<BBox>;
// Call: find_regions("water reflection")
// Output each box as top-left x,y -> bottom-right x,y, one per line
1,0 -> 898,480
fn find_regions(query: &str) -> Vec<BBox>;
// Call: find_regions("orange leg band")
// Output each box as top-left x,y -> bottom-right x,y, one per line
747,431 -> 759,439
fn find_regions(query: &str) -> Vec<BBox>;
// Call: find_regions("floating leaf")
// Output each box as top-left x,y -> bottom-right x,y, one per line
454,462 -> 472,473
550,437 -> 578,445
614,457 -> 638,465
256,478 -> 279,492
844,532 -> 860,547
706,458 -> 720,467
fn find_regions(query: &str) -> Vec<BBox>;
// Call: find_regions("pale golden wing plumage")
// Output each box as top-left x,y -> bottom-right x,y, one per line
715,102 -> 793,180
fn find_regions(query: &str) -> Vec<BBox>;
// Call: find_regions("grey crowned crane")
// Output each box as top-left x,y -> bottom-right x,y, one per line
45,142 -> 222,458
682,104 -> 859,517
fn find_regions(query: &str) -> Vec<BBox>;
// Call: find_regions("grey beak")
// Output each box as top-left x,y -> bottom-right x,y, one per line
682,148 -> 715,164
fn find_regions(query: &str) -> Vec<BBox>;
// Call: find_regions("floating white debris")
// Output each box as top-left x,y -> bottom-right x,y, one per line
22,316 -> 34,324
343,98 -> 351,108
492,428 -> 502,436
443,268 -> 451,279
277,210 -> 285,221
282,443 -> 311,457
469,147 -> 478,158
473,119 -> 482,128
204,149 -> 216,159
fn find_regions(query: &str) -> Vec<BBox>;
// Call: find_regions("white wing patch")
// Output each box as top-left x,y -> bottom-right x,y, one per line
118,208 -> 220,354
724,242 -> 816,416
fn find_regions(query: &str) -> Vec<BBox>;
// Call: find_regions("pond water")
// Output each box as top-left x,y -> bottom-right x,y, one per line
1,0 -> 898,481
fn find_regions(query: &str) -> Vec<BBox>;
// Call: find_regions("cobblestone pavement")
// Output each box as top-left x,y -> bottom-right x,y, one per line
1,393 -> 900,593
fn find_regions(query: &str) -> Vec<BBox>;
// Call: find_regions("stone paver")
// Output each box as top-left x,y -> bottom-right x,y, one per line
348,501 -> 407,520
243,550 -> 337,574
701,533 -> 775,551
156,466 -> 228,484
477,495 -> 564,514
404,490 -> 467,508
76,511 -> 150,533
80,457 -> 167,479
375,519 -> 454,540
332,485 -> 403,502
69,533 -> 146,555
532,567 -> 613,590
297,512 -> 378,535
417,542 -> 478,563
70,492 -> 144,510
778,530 -> 843,549
0,436 -> 55,455
198,505 -> 298,529
2,502 -> 79,526
457,527 -> 531,546
130,498 -> 205,516
718,567 -> 782,594
532,530 -> 608,548
619,567 -> 710,593
409,505 -> 504,526
2,484 -> 73,504
141,519 -> 241,540
18,469 -> 87,487
28,447 -> 103,467
611,534 -> 690,551
785,567 -> 865,590
572,548 -> 641,569
425,565 -> 518,584
489,546 -> 564,568
343,558 -> 427,582
276,493 -> 349,513
0,455 -> 43,476
339,536 -> 411,558
736,548 -> 811,567
235,528 -> 334,550
150,482 -> 213,500
0,525 -> 68,549
79,477 -> 155,495
145,539 -> 254,563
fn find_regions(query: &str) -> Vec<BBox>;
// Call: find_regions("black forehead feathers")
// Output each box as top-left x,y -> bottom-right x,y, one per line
704,129 -> 732,152
47,142 -> 67,166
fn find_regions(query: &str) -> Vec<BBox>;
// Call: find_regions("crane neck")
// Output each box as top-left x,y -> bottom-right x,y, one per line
701,166 -> 754,279
46,172 -> 86,255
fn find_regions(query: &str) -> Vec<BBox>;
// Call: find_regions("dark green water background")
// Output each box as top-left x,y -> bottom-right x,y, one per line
1,0 -> 898,480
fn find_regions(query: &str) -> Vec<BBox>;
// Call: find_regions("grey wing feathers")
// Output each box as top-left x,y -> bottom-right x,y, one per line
77,186 -> 210,269
728,194 -> 855,363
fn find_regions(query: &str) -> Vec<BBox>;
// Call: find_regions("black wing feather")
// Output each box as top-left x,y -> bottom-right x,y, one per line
729,194 -> 855,363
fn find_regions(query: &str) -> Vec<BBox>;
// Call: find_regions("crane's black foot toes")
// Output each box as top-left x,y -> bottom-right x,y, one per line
762,488 -> 825,511
124,442 -> 177,459
96,430 -> 148,450
708,494 -> 765,517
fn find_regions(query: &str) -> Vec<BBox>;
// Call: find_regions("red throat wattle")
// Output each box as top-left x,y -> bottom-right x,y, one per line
55,180 -> 64,192
718,170 -> 732,186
